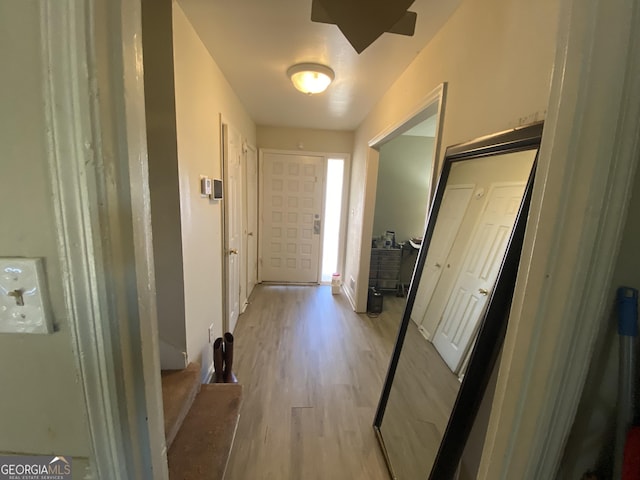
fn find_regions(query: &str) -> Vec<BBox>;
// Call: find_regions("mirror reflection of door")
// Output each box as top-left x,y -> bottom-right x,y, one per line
377,144 -> 538,480
411,184 -> 474,330
432,182 -> 526,372
418,151 -> 535,375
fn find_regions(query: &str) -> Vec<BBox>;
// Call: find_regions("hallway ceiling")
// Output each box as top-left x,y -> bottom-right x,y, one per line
177,0 -> 461,131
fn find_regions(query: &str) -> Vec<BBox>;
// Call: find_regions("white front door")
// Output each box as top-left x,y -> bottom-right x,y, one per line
223,124 -> 242,332
411,184 -> 474,332
432,183 -> 526,372
261,152 -> 325,283
245,145 -> 258,300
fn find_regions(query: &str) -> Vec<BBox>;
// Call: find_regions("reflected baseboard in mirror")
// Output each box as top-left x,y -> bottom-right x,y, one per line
373,122 -> 544,480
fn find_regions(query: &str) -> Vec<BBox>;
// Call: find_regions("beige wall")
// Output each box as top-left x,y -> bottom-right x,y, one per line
344,0 -> 559,311
173,2 -> 256,380
373,135 -> 434,242
142,0 -> 187,369
0,0 -> 90,464
257,126 -> 354,154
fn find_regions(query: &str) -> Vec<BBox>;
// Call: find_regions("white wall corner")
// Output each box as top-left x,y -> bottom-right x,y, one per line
158,339 -> 188,370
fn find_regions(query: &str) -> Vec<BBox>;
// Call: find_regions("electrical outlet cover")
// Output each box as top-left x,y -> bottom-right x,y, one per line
0,257 -> 54,334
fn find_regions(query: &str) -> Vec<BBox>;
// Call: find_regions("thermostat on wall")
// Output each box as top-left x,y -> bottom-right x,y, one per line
199,176 -> 222,200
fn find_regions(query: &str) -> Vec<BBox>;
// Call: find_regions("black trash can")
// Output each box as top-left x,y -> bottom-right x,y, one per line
367,287 -> 383,315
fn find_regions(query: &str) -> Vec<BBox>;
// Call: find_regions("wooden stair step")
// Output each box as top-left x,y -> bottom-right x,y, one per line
161,362 -> 201,449
168,383 -> 242,480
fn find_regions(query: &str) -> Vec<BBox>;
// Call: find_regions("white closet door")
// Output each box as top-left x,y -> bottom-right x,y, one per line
411,184 -> 474,331
432,183 -> 525,372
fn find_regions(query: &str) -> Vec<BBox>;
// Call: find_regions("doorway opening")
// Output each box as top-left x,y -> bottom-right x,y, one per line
321,158 -> 345,282
356,83 -> 446,312
370,114 -> 438,293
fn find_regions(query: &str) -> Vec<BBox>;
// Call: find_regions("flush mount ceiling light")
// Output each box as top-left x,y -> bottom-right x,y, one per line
287,63 -> 335,95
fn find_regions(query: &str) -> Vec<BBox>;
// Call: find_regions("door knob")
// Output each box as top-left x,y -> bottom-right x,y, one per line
478,288 -> 489,296
229,249 -> 238,255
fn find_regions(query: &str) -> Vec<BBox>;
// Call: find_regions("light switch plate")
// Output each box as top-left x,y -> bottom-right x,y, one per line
0,257 -> 54,334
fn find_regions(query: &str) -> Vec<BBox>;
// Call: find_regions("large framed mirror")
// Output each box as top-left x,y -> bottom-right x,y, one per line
374,122 -> 544,479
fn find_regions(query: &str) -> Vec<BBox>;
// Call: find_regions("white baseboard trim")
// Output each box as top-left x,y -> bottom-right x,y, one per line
342,284 -> 358,312
202,362 -> 215,384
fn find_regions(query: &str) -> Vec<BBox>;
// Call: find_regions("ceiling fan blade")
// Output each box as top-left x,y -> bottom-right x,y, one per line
316,0 -> 415,53
389,11 -> 417,36
312,1 -> 416,37
310,0 -> 333,25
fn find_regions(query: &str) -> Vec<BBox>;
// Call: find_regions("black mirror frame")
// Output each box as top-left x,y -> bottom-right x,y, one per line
373,122 -> 544,480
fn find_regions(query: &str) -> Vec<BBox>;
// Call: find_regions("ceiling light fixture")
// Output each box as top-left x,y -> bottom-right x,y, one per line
287,63 -> 335,95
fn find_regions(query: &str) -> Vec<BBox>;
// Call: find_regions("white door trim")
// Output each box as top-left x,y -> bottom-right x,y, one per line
258,149 -> 264,284
221,118 -> 243,333
244,142 -> 258,307
220,116 -> 229,333
41,1 -> 166,478
368,82 -> 447,203
479,0 -> 640,477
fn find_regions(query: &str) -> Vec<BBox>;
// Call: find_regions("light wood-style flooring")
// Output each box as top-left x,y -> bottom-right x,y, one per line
224,285 -> 402,480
